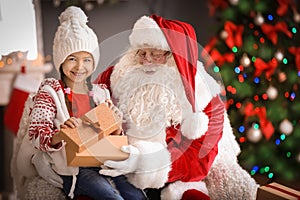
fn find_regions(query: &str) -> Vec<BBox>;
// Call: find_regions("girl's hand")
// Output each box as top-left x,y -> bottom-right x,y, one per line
60,117 -> 81,129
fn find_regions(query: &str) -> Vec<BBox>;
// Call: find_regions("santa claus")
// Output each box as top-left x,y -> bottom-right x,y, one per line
95,15 -> 259,200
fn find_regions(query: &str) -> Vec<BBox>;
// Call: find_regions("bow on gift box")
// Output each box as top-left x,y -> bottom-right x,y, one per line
288,46 -> 300,71
253,58 -> 278,80
224,21 -> 244,49
244,102 -> 274,140
261,22 -> 292,45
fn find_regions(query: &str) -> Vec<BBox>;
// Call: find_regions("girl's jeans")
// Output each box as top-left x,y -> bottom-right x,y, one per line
62,167 -> 146,200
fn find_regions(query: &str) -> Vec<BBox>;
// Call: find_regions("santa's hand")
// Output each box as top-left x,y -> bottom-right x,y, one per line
99,145 -> 139,177
31,151 -> 63,188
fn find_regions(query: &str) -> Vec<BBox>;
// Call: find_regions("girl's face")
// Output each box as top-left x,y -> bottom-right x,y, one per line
62,51 -> 94,84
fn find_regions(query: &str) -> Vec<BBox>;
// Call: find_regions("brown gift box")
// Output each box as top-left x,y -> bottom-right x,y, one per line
256,182 -> 300,200
67,135 -> 129,167
53,103 -> 128,166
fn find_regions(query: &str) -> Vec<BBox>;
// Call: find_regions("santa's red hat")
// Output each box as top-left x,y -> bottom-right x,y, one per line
129,15 -> 209,139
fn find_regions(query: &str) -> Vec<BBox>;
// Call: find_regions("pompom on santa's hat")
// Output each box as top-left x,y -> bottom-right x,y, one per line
53,6 -> 100,72
129,15 -> 210,139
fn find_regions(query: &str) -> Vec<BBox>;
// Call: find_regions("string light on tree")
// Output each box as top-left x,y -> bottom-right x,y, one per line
279,119 -> 293,135
84,2 -> 94,11
52,0 -> 118,11
246,123 -> 263,143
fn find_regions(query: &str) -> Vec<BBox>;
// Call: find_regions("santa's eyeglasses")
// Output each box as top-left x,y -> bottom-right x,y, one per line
136,48 -> 171,62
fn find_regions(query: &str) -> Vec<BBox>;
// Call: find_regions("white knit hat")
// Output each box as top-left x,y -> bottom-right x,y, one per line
53,6 -> 99,72
129,16 -> 170,51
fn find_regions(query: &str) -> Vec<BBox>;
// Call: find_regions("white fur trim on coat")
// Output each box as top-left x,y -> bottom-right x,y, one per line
129,16 -> 170,51
161,180 -> 209,200
126,140 -> 171,189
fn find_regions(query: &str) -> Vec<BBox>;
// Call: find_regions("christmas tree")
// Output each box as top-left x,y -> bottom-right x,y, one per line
202,0 -> 300,183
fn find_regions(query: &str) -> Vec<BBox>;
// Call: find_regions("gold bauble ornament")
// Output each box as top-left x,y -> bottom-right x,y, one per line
266,85 -> 278,100
240,53 -> 251,67
254,12 -> 264,26
274,50 -> 284,61
220,30 -> 228,40
279,119 -> 293,135
246,125 -> 263,143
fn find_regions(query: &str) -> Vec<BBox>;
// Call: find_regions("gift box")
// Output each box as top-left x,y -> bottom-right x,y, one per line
67,135 -> 129,167
53,103 -> 127,166
256,182 -> 300,200
53,103 -> 122,153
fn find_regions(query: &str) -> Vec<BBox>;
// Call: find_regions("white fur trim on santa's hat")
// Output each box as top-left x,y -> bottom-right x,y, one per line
129,16 -> 170,51
161,180 -> 209,200
181,111 -> 209,139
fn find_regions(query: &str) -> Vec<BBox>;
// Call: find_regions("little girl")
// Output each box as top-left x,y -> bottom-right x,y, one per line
28,6 -> 146,200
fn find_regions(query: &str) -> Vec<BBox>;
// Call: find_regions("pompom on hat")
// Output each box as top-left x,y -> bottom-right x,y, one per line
52,6 -> 99,72
129,15 -> 210,139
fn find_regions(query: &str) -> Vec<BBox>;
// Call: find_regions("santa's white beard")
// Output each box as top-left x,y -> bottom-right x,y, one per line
111,64 -> 192,144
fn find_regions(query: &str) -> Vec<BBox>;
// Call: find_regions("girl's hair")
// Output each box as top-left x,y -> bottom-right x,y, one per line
59,66 -> 95,116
